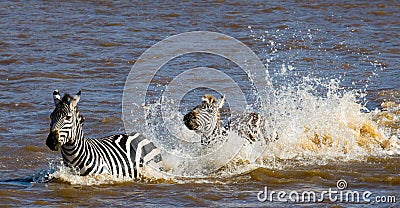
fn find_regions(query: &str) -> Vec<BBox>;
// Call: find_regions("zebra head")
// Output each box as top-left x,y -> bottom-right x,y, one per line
46,90 -> 84,151
183,94 -> 225,139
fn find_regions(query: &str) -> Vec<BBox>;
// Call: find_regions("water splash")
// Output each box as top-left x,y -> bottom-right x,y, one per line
46,159 -> 174,185
260,76 -> 399,170
47,73 -> 400,185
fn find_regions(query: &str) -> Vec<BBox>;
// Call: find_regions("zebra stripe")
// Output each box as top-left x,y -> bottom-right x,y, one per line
197,111 -> 218,136
59,126 -> 161,178
46,91 -> 162,179
183,94 -> 225,145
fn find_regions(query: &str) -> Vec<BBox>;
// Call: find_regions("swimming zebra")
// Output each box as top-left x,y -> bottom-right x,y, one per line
46,90 -> 163,179
183,94 -> 277,145
183,94 -> 226,145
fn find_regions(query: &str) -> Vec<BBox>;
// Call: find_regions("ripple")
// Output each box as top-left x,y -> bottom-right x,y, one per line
101,116 -> 121,124
98,42 -> 123,47
0,102 -> 34,110
0,58 -> 18,65
24,145 -> 48,153
368,11 -> 393,16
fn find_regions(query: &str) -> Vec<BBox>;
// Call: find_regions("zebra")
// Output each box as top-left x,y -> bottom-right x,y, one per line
183,94 -> 226,145
183,94 -> 277,145
46,90 -> 163,179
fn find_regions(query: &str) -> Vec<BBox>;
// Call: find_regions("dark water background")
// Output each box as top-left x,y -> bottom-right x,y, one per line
0,1 -> 399,207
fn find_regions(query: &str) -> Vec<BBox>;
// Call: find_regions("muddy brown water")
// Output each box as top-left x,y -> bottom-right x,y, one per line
0,1 -> 399,207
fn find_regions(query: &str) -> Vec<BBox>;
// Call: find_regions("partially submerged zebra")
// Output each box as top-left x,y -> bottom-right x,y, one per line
183,94 -> 277,145
46,90 -> 163,179
183,94 -> 226,145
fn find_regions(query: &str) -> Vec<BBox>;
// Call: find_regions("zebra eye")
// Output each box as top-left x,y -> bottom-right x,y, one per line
65,115 -> 72,120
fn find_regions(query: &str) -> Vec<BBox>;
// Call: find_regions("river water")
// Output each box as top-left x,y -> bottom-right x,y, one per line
0,1 -> 399,207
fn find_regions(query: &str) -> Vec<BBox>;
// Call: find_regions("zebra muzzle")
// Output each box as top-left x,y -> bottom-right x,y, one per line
183,111 -> 199,130
46,130 -> 61,151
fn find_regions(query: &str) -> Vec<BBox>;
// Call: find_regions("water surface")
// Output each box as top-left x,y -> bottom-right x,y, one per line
0,1 -> 399,207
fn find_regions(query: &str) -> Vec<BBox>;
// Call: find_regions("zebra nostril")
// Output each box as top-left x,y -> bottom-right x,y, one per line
50,129 -> 59,138
51,129 -> 61,142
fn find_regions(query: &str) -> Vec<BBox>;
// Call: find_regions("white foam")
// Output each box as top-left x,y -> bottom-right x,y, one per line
49,76 -> 400,185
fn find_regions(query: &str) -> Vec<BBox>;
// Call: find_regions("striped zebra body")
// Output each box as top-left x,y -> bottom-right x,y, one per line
61,133 -> 161,178
46,90 -> 162,179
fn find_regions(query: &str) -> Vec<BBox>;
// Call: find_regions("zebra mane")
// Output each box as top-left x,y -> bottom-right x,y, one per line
202,94 -> 217,104
57,93 -> 83,123
57,94 -> 79,112
62,93 -> 72,101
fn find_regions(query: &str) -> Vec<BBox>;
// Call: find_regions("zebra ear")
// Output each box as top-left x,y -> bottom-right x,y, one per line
217,94 -> 225,109
70,90 -> 81,108
53,90 -> 61,106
